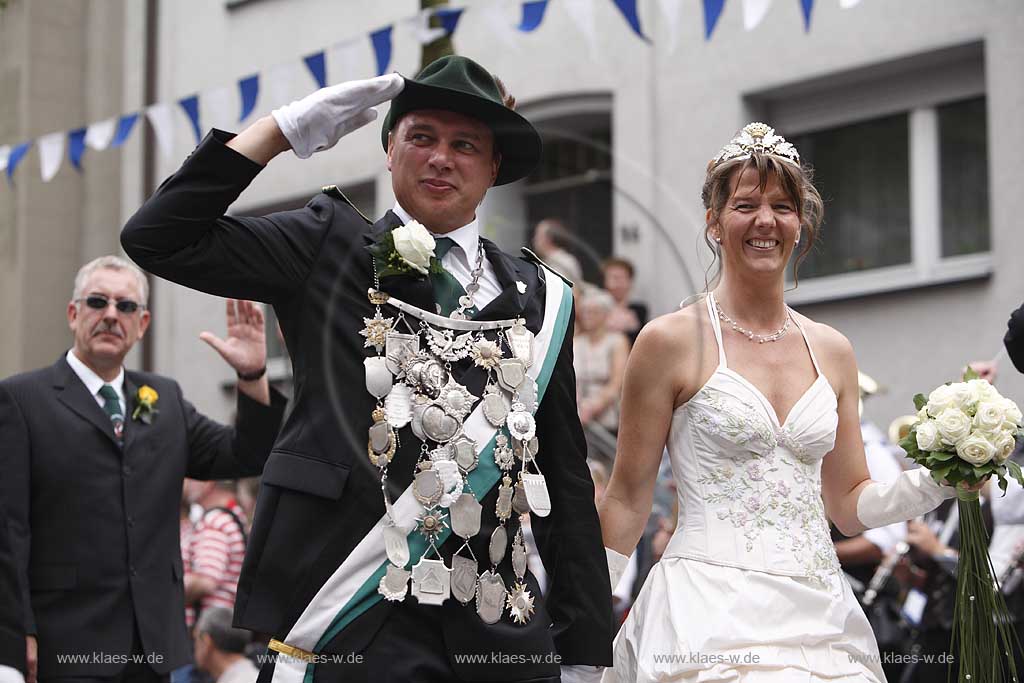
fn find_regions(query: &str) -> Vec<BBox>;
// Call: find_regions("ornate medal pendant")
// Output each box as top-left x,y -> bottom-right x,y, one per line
489,525 -> 508,566
482,383 -> 509,428
407,355 -> 449,399
506,582 -> 535,625
360,311 -> 394,352
522,472 -> 552,517
413,469 -> 443,506
506,404 -> 536,442
378,563 -> 410,602
364,357 -> 393,399
518,377 -> 539,414
451,554 -> 479,605
383,521 -> 410,567
451,434 -> 479,473
514,436 -> 539,463
512,529 -> 528,580
450,493 -> 482,539
494,434 -> 515,471
384,382 -> 413,428
385,332 -> 419,375
421,405 -> 460,443
367,409 -> 397,467
506,321 -> 535,367
471,339 -> 503,370
415,505 -> 448,541
427,328 -> 474,362
411,556 -> 451,606
496,358 -> 527,393
512,478 -> 531,515
476,570 -> 507,624
496,475 -> 514,522
410,397 -> 429,441
437,377 -> 477,421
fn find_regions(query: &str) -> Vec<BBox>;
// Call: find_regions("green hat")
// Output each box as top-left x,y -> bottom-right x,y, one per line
381,55 -> 542,186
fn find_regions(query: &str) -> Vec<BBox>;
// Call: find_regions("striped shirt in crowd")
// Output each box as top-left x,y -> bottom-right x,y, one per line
190,500 -> 247,617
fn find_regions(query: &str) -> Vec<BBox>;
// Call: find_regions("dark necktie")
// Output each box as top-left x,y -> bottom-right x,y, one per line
98,384 -> 124,443
431,237 -> 478,317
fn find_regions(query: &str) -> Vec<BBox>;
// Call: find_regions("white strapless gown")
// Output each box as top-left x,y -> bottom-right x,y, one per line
604,294 -> 885,682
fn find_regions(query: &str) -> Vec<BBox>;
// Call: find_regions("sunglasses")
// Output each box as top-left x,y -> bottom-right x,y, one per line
77,295 -> 145,314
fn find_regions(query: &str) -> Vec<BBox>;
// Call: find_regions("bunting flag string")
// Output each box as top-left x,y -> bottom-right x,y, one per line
1,0 -> 839,185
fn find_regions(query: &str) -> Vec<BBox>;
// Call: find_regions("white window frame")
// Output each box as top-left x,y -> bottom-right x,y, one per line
751,43 -> 990,305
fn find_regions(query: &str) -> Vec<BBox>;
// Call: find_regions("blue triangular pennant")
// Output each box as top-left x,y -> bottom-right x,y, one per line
518,0 -> 548,32
612,0 -> 649,42
800,0 -> 814,31
238,75 -> 259,122
435,7 -> 464,36
371,26 -> 393,76
6,141 -> 31,182
178,95 -> 202,144
303,51 -> 327,89
111,113 -> 139,148
703,0 -> 725,40
68,128 -> 87,170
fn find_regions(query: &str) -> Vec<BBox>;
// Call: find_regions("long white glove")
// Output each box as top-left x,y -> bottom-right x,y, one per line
271,73 -> 404,159
856,467 -> 957,529
606,546 -> 630,592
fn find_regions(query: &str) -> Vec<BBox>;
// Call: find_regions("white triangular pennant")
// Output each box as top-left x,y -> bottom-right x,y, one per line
202,85 -> 236,131
839,0 -> 862,7
146,103 -> 175,158
0,145 -> 10,173
263,62 -> 306,117
38,132 -> 64,182
742,0 -> 772,30
657,0 -> 684,54
563,0 -> 599,60
84,118 -> 116,151
326,37 -> 366,84
478,0 -> 519,51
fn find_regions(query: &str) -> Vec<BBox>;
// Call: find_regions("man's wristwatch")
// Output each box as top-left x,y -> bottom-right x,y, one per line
237,366 -> 267,381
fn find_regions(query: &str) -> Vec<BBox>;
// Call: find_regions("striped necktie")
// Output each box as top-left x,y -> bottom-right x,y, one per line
98,384 -> 124,443
431,237 -> 479,317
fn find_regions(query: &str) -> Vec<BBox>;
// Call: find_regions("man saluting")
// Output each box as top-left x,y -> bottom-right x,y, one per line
122,56 -> 612,683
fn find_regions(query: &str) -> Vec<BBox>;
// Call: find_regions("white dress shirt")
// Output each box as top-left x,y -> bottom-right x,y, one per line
66,349 -> 126,415
392,204 -> 503,312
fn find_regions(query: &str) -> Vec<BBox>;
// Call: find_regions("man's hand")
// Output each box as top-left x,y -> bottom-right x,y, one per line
272,73 -> 404,159
199,299 -> 267,376
25,636 -> 36,683
967,360 -> 997,383
906,520 -> 944,557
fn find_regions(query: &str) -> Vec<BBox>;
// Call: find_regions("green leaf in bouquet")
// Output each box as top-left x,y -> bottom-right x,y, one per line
931,464 -> 955,484
972,466 -> 991,480
962,366 -> 980,381
913,393 -> 928,411
1007,460 -> 1024,488
929,449 -> 957,462
999,473 -> 1009,495
957,460 -> 977,477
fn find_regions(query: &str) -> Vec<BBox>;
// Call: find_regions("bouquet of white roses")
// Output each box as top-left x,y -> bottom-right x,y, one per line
899,370 -> 1024,683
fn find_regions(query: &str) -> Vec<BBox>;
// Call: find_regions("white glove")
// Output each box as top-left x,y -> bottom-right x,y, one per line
606,546 -> 630,592
561,664 -> 605,683
856,467 -> 957,529
271,73 -> 404,159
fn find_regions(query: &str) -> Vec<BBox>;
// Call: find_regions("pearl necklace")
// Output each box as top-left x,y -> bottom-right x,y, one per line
714,299 -> 791,344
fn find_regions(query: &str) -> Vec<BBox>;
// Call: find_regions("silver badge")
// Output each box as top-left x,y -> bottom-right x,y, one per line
411,557 -> 450,606
496,476 -> 514,521
519,378 -> 539,414
494,434 -> 515,471
451,554 -> 479,605
384,382 -> 413,428
522,472 -> 552,517
496,358 -> 527,393
507,322 -> 535,367
507,406 -> 536,442
507,582 -> 535,624
427,328 -> 474,362
421,404 -> 460,443
512,480 -> 531,515
482,385 -> 509,428
411,400 -> 428,441
476,570 -> 507,624
378,563 -> 410,602
383,523 -> 410,567
451,435 -> 479,473
512,531 -> 528,580
413,469 -> 442,506
489,525 -> 508,566
437,378 -> 477,421
514,436 -> 539,463
364,356 -> 393,399
385,332 -> 419,375
450,493 -> 482,539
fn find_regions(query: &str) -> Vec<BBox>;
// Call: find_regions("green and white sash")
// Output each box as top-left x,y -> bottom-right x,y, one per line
269,269 -> 573,683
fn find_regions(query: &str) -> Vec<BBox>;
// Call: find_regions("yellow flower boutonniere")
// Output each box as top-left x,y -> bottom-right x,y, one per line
133,385 -> 159,424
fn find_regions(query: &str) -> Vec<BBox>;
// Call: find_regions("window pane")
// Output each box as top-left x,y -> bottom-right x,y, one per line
939,97 -> 989,257
791,114 -> 911,279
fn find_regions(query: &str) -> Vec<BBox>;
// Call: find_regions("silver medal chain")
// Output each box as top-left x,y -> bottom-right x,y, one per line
449,240 -> 486,320
714,299 -> 791,344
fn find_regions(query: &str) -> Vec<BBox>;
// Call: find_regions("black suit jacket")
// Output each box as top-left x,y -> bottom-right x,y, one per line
0,358 -> 286,677
0,512 -> 24,676
121,130 -> 613,679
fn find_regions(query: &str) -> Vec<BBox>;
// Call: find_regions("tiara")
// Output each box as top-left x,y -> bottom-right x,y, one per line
712,122 -> 801,167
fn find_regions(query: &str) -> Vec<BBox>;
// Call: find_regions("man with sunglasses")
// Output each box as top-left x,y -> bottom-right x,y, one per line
0,256 -> 287,683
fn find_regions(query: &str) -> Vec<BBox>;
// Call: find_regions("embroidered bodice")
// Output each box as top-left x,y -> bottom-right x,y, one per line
662,294 -> 842,586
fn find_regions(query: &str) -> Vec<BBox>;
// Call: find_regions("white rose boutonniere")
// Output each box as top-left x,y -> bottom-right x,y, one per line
368,220 -> 446,278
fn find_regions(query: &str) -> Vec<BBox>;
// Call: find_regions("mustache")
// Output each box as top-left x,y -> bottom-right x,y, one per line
91,320 -> 124,338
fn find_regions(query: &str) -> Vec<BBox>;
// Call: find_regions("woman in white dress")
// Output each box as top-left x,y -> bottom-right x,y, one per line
598,123 -> 970,682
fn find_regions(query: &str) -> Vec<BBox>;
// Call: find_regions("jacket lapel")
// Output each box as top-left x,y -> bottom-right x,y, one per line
52,357 -> 121,449
363,211 -> 436,314
474,238 -> 535,322
122,373 -> 142,454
